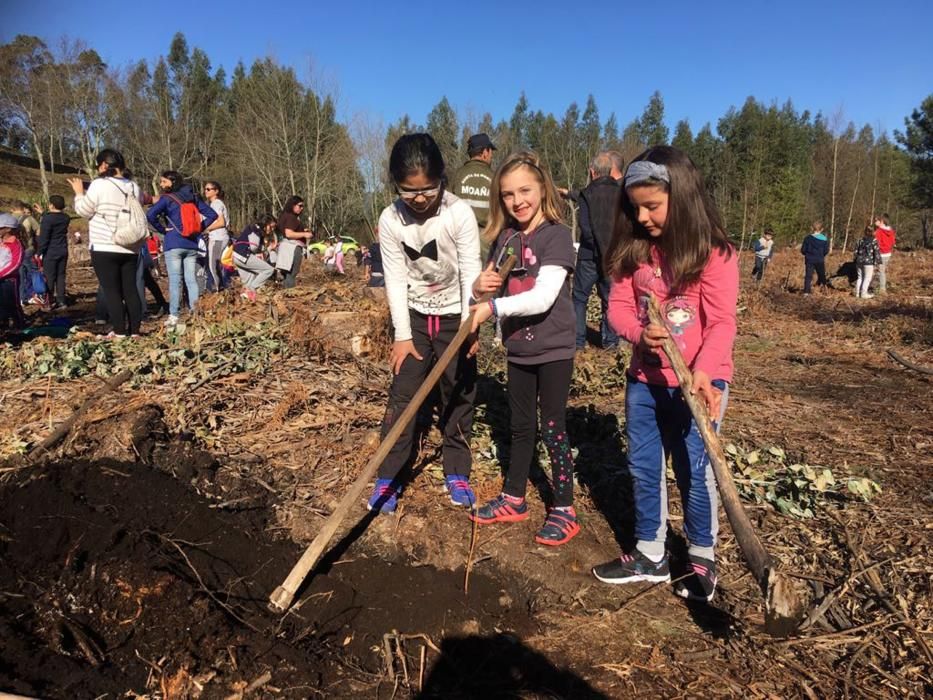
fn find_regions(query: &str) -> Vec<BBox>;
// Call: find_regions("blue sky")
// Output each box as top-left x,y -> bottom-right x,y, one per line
4,0 -> 931,138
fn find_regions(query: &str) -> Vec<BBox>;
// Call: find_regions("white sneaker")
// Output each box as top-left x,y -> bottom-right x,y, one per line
163,315 -> 179,327
863,293 -> 874,299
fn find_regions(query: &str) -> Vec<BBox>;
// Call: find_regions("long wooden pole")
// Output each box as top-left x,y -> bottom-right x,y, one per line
646,294 -> 802,636
269,257 -> 516,613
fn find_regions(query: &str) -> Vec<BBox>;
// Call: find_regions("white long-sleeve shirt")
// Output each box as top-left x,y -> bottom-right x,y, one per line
74,177 -> 144,255
495,266 -> 567,317
378,192 -> 481,342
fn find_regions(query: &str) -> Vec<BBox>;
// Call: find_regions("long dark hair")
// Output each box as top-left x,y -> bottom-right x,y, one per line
96,149 -> 126,177
282,195 -> 304,216
388,133 -> 445,184
605,145 -> 732,290
161,170 -> 183,193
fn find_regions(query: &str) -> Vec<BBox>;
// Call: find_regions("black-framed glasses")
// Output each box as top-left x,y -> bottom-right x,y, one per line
204,186 -> 216,191
396,184 -> 442,201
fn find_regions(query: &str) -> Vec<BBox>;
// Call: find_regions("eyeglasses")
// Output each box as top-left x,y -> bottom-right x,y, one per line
204,187 -> 216,192
396,184 -> 442,201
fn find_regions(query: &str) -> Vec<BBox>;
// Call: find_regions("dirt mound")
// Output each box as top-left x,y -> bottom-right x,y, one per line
0,458 -> 544,698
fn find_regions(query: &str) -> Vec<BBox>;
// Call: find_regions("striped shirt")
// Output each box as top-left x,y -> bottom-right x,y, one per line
74,177 -> 144,255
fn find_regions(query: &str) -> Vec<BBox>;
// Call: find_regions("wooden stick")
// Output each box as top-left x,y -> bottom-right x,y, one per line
269,257 -> 516,613
646,294 -> 803,636
24,367 -> 135,463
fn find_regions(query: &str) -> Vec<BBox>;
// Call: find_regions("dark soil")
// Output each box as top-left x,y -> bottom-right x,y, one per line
0,456 -> 565,698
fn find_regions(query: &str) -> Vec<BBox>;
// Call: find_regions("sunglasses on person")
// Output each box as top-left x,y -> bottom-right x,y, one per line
396,184 -> 442,202
204,186 -> 216,192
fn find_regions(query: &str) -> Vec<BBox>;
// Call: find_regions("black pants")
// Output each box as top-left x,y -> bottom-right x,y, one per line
92,250 -> 141,335
804,261 -> 826,293
378,310 -> 476,480
0,276 -> 24,329
504,358 -> 575,507
44,254 -> 68,306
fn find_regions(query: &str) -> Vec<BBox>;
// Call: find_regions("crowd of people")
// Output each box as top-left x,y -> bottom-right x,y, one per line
0,149 -> 351,337
0,132 -> 907,605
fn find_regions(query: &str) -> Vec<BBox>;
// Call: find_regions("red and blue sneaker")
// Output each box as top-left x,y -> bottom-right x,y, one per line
534,507 -> 580,546
469,494 -> 529,524
674,555 -> 718,602
443,475 -> 475,508
367,478 -> 401,514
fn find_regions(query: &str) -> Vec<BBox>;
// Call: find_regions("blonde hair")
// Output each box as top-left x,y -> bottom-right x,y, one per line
482,151 -> 564,244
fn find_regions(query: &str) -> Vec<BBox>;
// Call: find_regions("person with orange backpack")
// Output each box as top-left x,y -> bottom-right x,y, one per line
146,170 -> 217,327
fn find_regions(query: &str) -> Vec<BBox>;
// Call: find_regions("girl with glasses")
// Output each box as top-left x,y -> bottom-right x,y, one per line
468,151 -> 579,546
202,181 -> 229,292
367,133 -> 482,514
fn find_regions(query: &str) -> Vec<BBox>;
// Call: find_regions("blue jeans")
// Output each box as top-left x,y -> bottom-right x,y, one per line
572,255 -> 618,348
625,378 -> 728,552
164,247 -> 199,316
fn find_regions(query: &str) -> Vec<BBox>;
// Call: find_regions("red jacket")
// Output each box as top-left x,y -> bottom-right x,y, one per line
874,226 -> 895,254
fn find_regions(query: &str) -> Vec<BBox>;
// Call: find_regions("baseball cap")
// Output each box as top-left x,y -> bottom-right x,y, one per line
0,213 -> 21,229
467,133 -> 496,152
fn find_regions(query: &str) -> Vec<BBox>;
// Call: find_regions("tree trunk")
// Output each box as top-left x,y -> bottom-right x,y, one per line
842,166 -> 862,253
829,136 -> 839,252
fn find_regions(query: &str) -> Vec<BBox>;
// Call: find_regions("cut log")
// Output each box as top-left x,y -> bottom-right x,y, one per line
647,294 -> 803,636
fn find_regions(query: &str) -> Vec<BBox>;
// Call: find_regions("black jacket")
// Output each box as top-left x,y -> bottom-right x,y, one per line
38,211 -> 70,258
578,176 -> 620,259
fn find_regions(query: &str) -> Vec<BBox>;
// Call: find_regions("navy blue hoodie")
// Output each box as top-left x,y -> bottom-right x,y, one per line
146,184 -> 217,252
801,232 -> 829,263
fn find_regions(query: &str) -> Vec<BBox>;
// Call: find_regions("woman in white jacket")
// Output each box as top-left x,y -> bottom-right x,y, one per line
68,149 -> 144,337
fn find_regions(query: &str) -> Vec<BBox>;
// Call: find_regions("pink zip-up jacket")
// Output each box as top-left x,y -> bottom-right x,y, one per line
608,245 -> 738,387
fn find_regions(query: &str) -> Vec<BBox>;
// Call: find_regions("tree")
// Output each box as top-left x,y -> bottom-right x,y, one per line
637,91 -> 669,147
896,94 -> 933,246
425,96 -> 460,173
0,35 -> 56,200
672,119 -> 694,152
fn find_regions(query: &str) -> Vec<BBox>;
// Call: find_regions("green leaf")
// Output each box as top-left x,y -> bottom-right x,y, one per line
768,446 -> 786,459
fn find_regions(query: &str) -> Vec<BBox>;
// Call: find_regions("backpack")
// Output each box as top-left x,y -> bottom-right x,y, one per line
166,193 -> 204,238
105,179 -> 148,249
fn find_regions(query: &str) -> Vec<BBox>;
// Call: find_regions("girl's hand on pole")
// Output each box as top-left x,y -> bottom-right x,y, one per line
472,260 -> 503,297
390,340 -> 422,376
690,369 -> 722,417
639,323 -> 669,354
466,330 -> 480,358
469,301 -> 493,334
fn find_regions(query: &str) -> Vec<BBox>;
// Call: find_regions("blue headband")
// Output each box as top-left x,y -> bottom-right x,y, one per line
624,161 -> 670,188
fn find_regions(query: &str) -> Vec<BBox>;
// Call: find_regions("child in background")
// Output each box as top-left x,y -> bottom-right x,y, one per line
469,151 -> 579,545
873,214 -> 896,293
333,237 -> 346,275
233,214 -> 277,301
0,214 -> 26,330
800,221 -> 830,294
854,225 -> 882,299
751,228 -> 774,282
591,146 -> 738,602
369,133 -> 481,513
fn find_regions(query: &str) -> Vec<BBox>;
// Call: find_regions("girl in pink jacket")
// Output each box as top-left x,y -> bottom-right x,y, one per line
591,146 -> 738,603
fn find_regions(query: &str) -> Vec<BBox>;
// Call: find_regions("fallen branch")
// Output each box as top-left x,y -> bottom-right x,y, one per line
24,368 -> 135,463
886,349 -> 933,375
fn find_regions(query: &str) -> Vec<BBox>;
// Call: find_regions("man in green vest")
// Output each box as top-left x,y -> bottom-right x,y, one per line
452,133 -> 496,257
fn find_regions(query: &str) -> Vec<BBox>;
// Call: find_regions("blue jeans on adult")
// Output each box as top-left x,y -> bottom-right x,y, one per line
572,255 -> 618,349
625,378 -> 728,559
164,247 -> 199,317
